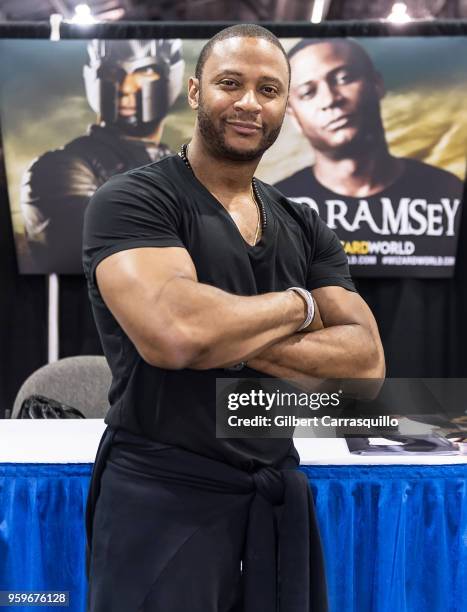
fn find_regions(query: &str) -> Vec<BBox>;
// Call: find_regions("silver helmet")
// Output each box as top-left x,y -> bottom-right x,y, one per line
83,39 -> 185,132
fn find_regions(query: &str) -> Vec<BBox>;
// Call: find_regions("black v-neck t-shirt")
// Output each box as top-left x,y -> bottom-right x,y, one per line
83,153 -> 355,470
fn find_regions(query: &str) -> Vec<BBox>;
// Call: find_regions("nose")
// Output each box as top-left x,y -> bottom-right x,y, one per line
119,73 -> 140,96
316,80 -> 340,110
233,88 -> 262,114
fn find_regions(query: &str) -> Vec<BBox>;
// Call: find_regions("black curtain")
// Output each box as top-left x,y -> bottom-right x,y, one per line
1,20 -> 467,417
0,129 -> 47,415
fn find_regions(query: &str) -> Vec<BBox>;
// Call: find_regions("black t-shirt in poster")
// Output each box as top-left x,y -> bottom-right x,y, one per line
83,153 -> 355,471
275,158 -> 463,277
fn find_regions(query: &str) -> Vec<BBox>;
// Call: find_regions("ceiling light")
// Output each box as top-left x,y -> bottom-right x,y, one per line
71,4 -> 96,24
387,2 -> 412,23
311,0 -> 326,23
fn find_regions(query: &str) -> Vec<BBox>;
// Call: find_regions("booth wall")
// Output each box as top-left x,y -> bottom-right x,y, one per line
1,21 -> 467,417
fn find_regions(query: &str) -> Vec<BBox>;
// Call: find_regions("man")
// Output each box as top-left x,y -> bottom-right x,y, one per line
275,39 -> 463,274
20,38 -> 184,273
83,24 -> 385,612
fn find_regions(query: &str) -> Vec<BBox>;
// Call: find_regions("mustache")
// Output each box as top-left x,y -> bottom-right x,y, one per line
224,116 -> 264,130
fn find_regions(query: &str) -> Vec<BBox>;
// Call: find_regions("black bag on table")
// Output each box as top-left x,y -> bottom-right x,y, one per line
18,394 -> 86,419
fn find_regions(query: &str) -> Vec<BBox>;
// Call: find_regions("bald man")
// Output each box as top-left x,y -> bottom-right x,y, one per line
84,26 -> 386,612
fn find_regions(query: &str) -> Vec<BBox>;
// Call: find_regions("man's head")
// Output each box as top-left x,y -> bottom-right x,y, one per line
188,24 -> 290,162
287,39 -> 385,159
83,39 -> 185,137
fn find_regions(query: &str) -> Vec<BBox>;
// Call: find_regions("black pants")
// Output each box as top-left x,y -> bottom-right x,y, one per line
86,428 -> 328,612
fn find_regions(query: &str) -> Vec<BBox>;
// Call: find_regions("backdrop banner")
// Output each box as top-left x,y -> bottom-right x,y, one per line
0,36 -> 467,277
0,35 -> 465,277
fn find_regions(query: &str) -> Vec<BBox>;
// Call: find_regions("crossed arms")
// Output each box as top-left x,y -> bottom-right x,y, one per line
95,246 -> 385,380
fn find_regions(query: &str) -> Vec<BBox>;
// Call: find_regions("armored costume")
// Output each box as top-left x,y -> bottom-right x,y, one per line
20,39 -> 184,274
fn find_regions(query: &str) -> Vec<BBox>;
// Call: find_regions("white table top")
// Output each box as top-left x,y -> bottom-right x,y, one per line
0,420 -> 466,465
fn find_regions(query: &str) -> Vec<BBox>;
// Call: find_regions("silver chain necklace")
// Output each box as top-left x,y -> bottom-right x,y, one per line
178,143 -> 267,242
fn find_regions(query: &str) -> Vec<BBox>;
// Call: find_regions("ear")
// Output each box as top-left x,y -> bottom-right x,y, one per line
374,71 -> 385,100
188,76 -> 200,110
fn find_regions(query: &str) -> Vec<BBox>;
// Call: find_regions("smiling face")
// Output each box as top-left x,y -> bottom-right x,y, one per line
288,40 -> 385,158
189,36 -> 290,162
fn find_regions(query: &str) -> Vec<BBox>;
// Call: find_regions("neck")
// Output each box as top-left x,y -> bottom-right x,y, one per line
187,131 -> 261,196
313,141 -> 403,198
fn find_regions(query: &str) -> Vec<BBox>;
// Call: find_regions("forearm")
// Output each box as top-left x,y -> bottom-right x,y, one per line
248,323 -> 386,382
153,277 -> 307,369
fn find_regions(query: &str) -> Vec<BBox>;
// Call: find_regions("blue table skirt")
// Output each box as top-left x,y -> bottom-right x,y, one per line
0,463 -> 466,612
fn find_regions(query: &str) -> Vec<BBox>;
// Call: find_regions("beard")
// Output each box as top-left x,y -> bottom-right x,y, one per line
197,95 -> 283,162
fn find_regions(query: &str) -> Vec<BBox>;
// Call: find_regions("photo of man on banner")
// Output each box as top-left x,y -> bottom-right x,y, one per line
274,38 -> 465,278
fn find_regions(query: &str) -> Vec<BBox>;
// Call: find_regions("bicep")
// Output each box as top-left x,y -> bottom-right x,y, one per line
306,209 -> 355,292
308,286 -> 385,387
96,246 -> 197,361
312,286 -> 381,342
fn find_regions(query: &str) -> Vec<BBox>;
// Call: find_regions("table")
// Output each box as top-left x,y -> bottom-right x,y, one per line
0,421 -> 466,611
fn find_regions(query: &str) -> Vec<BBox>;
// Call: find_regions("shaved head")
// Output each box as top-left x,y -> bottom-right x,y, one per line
196,24 -> 290,88
288,38 -> 376,77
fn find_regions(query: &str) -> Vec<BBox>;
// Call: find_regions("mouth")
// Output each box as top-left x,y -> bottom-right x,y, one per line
119,107 -> 137,117
324,114 -> 354,131
226,121 -> 262,136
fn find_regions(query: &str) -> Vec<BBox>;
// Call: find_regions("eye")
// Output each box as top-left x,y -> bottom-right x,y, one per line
135,67 -> 157,76
298,84 -> 317,100
133,67 -> 160,83
261,85 -> 278,96
220,79 -> 238,87
333,70 -> 355,86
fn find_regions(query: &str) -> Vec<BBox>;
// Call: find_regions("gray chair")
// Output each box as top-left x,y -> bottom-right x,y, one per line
12,355 -> 112,419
